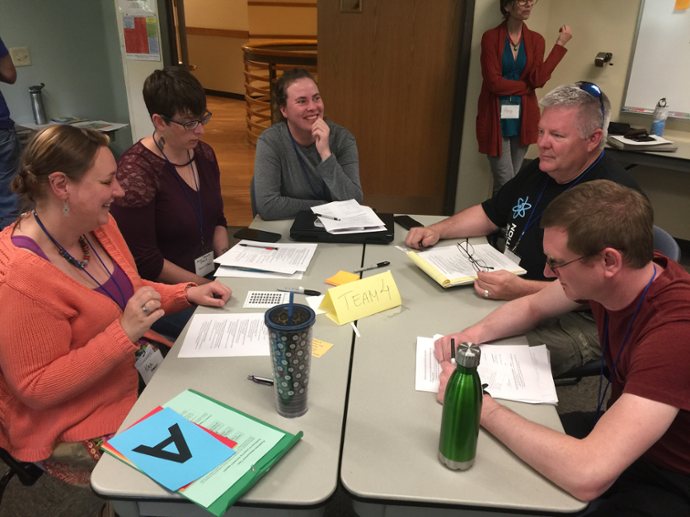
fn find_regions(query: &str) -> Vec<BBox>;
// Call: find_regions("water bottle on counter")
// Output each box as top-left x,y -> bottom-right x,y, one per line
650,98 -> 668,137
29,83 -> 47,125
438,341 -> 482,471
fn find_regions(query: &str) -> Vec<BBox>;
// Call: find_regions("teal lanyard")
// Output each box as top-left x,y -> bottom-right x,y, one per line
509,151 -> 604,254
286,124 -> 327,200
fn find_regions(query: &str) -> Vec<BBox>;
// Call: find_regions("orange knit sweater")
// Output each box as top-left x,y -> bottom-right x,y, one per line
0,215 -> 192,462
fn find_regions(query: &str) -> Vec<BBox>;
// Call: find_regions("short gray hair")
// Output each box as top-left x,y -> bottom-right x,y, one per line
540,83 -> 611,149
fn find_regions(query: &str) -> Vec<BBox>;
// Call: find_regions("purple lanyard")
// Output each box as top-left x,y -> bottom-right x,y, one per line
33,212 -> 126,311
596,265 -> 657,420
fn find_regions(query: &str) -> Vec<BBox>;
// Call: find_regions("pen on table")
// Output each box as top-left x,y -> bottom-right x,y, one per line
352,261 -> 390,273
247,375 -> 274,386
313,212 -> 341,221
278,287 -> 322,296
240,243 -> 278,250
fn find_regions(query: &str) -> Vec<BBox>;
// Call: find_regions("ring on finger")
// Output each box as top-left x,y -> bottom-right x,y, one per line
141,305 -> 150,315
484,289 -> 490,299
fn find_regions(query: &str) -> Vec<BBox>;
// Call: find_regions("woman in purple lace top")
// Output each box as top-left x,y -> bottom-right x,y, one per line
111,67 -> 229,287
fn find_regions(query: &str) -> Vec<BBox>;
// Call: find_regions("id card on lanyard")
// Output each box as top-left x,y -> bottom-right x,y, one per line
154,135 -> 214,276
195,251 -> 215,277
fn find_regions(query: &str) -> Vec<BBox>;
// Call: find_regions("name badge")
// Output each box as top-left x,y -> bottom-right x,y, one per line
504,247 -> 521,266
135,344 -> 164,385
195,251 -> 215,277
501,105 -> 520,119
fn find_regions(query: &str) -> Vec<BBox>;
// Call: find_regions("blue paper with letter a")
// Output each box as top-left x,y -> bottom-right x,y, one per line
107,407 -> 235,491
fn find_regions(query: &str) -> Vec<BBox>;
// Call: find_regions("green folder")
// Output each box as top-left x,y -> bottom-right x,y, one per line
184,390 -> 303,516
103,389 -> 303,517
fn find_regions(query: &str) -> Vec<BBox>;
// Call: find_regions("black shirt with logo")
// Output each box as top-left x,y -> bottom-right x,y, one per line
481,152 -> 641,281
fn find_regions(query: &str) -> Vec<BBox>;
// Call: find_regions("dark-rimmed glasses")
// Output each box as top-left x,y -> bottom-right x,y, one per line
457,239 -> 494,273
162,110 -> 212,131
516,0 -> 538,5
546,255 -> 587,273
578,81 -> 605,128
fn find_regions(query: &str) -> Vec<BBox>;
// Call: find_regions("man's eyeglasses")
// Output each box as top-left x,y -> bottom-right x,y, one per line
162,110 -> 212,131
457,239 -> 494,273
516,0 -> 538,5
545,255 -> 587,273
578,81 -> 605,128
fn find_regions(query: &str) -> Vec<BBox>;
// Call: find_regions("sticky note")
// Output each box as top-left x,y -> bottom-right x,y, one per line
312,338 -> 334,357
675,0 -> 689,10
326,270 -> 360,286
319,270 -> 401,325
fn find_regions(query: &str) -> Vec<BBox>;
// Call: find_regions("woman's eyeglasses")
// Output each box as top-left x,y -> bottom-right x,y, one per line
457,239 -> 494,273
162,110 -> 212,131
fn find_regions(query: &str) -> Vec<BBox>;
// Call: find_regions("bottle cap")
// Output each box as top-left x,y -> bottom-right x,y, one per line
456,342 -> 481,368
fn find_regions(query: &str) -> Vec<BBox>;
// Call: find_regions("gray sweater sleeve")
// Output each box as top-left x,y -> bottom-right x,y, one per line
254,122 -> 363,220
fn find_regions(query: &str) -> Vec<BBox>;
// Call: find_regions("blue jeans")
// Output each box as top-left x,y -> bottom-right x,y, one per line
0,128 -> 21,230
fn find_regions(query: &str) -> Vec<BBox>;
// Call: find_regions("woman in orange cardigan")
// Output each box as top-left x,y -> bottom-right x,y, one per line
0,125 -> 231,485
477,0 -> 571,193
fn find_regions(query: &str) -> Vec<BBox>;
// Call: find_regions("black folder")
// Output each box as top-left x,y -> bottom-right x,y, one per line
289,210 -> 395,244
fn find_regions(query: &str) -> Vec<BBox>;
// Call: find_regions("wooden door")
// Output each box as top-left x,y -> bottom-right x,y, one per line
318,0 -> 462,214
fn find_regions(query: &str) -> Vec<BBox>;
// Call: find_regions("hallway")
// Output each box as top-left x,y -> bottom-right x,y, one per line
202,95 -> 256,227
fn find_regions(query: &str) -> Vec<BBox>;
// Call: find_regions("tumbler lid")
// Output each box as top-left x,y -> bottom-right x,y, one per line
29,83 -> 45,92
456,342 -> 480,368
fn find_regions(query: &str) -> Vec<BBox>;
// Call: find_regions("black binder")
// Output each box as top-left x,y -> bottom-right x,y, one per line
289,210 -> 394,244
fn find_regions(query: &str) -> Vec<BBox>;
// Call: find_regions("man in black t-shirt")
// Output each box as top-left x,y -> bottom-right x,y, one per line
406,83 -> 641,375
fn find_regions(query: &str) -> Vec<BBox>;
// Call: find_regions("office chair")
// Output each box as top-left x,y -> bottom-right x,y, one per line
653,225 -> 681,262
555,225 -> 679,385
250,176 -> 257,218
0,447 -> 43,507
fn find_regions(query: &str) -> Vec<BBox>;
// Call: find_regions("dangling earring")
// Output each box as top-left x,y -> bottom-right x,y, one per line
63,200 -> 69,217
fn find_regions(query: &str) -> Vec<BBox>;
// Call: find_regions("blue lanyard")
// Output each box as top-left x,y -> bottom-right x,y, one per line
510,151 -> 604,253
596,265 -> 657,421
33,212 -> 126,311
286,124 -> 327,200
153,134 -> 205,246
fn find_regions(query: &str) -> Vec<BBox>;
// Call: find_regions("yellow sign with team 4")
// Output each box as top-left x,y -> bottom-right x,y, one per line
318,270 -> 401,325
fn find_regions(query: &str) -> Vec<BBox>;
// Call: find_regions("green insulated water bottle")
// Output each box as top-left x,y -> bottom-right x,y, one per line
438,342 -> 482,470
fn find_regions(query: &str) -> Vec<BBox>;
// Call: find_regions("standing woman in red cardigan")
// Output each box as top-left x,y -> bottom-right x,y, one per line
477,0 -> 572,193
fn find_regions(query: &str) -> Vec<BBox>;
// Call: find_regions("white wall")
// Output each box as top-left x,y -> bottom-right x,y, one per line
454,0 -> 690,240
454,0 -> 549,211
0,0 -> 133,156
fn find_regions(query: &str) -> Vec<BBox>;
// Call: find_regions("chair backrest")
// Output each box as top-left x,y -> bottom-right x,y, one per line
653,225 -> 681,262
250,176 -> 257,218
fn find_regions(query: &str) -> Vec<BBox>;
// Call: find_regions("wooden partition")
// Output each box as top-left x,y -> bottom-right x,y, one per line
317,0 -> 464,215
242,40 -> 317,145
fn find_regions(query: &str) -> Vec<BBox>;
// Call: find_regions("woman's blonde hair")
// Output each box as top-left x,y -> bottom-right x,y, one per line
11,125 -> 110,203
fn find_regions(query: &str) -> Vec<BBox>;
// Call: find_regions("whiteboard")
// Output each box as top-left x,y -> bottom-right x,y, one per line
622,0 -> 690,118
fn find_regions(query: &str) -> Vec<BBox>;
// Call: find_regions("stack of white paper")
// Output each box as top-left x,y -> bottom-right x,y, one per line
214,240 -> 317,279
311,200 -> 385,234
415,336 -> 558,405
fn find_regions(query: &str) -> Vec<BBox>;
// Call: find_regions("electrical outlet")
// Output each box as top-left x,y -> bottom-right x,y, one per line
9,47 -> 32,67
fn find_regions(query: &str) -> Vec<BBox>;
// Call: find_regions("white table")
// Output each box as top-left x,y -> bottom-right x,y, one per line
340,215 -> 587,516
91,219 -> 363,517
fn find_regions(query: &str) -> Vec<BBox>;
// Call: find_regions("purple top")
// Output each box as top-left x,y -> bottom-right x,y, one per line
111,140 -> 227,280
11,235 -> 134,306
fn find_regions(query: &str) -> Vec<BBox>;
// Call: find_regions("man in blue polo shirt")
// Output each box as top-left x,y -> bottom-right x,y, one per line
0,35 -> 20,231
